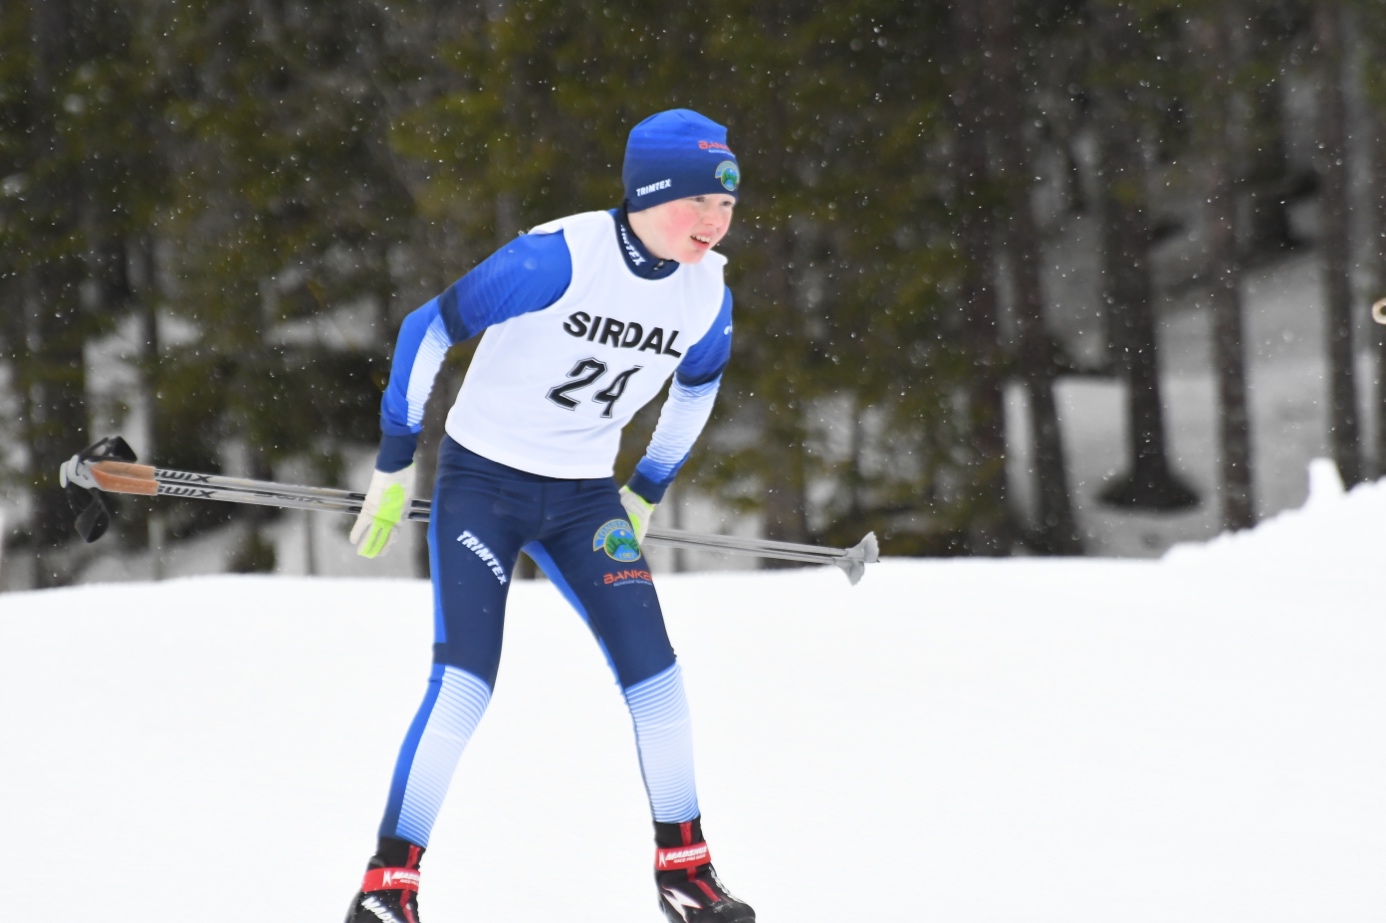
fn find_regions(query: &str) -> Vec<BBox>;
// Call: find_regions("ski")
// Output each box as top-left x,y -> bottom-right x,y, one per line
60,436 -> 879,584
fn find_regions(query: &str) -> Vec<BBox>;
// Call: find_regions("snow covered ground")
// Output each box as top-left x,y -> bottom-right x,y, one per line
1,465 -> 1382,921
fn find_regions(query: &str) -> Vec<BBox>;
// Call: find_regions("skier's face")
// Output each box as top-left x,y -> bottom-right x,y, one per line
632,194 -> 735,263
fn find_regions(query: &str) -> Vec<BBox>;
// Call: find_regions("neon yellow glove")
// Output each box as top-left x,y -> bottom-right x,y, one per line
619,485 -> 656,543
350,465 -> 416,559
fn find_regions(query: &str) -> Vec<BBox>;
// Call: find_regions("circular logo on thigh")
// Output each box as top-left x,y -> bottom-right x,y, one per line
593,519 -> 642,562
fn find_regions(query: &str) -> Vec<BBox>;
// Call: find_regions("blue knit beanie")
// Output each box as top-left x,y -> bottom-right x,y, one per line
623,109 -> 740,212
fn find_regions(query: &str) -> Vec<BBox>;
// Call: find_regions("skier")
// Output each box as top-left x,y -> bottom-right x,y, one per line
344,109 -> 754,923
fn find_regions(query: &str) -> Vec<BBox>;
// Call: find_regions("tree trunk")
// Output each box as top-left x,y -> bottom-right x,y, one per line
666,485 -> 685,573
139,235 -> 166,578
0,273 -> 24,579
1371,94 -> 1386,477
762,430 -> 810,550
412,360 -> 457,580
948,0 -> 1012,556
1090,1 -> 1198,513
1246,82 -> 1297,257
1202,14 -> 1256,531
760,226 -> 811,557
1245,10 -> 1297,258
27,0 -> 89,587
1315,2 -> 1362,486
981,0 -> 1082,554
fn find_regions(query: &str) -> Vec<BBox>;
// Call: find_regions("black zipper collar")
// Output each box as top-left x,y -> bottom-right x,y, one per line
612,204 -> 680,280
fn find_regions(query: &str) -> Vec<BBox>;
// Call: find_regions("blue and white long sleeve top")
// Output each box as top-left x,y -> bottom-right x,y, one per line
376,207 -> 732,503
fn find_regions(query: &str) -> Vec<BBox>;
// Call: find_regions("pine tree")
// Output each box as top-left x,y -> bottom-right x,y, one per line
6,0 -> 118,586
145,0 -> 424,564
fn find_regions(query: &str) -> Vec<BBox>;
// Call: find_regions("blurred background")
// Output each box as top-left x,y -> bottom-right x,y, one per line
2,0 -> 1384,591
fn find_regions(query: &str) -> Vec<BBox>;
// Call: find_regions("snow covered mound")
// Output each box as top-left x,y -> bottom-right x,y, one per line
1164,459 -> 1386,568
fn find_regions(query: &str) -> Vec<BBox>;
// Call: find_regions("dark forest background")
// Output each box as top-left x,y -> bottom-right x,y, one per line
3,0 -> 1386,588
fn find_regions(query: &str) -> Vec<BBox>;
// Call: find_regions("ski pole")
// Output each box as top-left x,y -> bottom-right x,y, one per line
60,436 -> 879,584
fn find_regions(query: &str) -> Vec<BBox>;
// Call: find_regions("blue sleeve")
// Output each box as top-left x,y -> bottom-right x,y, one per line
625,288 -> 733,502
674,287 -> 733,387
374,230 -> 572,472
437,230 -> 572,339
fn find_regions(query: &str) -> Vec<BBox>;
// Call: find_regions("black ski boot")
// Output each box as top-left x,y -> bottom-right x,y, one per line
344,837 -> 425,923
654,817 -> 755,922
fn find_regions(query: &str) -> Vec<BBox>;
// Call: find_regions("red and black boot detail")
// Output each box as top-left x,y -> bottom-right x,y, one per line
654,817 -> 755,922
344,837 -> 425,923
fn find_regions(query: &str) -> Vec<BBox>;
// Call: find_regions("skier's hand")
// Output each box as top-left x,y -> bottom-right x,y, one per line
350,465 -> 416,559
619,485 -> 656,543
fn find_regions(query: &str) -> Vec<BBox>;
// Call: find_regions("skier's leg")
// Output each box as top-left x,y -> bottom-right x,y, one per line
527,485 -> 696,824
350,443 -> 545,923
531,483 -> 754,921
377,440 -> 538,847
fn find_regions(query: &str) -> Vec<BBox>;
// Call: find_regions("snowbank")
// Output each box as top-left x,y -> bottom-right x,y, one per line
1166,458 -> 1386,571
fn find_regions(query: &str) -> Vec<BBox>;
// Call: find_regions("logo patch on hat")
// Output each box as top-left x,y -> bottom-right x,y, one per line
715,160 -> 740,192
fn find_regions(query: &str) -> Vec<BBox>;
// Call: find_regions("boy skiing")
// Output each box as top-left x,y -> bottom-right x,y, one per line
344,109 -> 754,923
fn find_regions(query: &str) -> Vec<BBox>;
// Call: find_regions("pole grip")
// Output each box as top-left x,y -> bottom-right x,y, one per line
88,461 -> 159,496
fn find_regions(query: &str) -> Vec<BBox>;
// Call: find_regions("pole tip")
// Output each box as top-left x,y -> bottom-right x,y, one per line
833,531 -> 880,586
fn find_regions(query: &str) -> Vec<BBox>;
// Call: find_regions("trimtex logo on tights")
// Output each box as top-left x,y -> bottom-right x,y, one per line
457,529 -> 508,584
